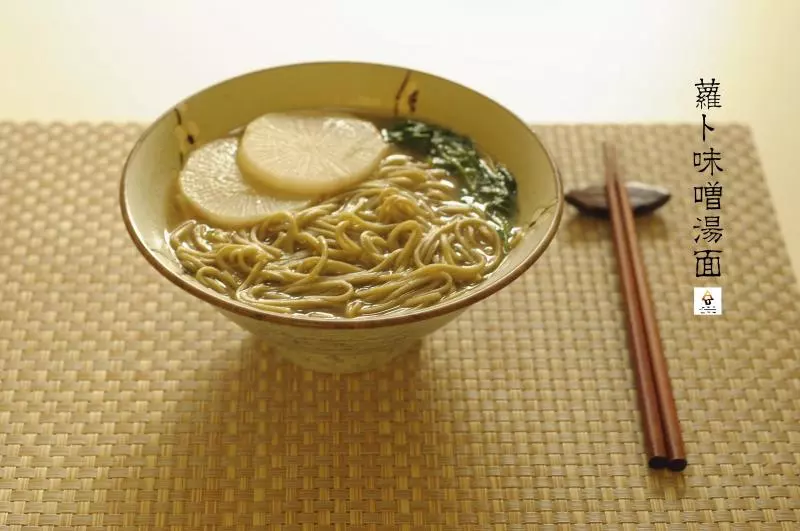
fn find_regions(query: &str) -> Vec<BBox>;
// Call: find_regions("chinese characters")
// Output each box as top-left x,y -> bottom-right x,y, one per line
695,78 -> 721,109
693,78 -> 724,278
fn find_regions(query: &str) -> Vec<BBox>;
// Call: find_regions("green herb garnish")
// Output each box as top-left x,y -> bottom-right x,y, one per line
382,120 -> 518,237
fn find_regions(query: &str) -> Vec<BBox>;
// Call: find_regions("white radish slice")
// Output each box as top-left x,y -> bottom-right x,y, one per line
237,110 -> 389,196
178,137 -> 312,228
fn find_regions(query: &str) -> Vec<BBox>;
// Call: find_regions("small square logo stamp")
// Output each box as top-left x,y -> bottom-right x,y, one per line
694,287 -> 722,315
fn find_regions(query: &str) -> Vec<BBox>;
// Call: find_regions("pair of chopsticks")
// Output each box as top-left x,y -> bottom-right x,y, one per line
602,142 -> 687,472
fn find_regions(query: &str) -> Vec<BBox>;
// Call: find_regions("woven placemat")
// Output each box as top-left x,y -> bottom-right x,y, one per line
0,121 -> 798,530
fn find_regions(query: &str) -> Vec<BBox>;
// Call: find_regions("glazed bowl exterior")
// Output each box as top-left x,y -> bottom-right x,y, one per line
120,61 -> 563,372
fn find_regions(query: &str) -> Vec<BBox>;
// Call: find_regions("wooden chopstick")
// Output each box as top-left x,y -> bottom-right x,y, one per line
612,149 -> 687,472
602,142 -> 669,469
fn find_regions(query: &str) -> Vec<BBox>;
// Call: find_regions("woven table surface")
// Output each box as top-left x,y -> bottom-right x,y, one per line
0,122 -> 798,530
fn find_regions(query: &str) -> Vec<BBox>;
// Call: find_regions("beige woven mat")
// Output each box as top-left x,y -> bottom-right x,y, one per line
0,122 -> 798,530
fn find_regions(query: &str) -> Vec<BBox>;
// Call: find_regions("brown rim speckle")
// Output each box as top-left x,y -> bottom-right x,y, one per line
407,90 -> 419,113
393,69 -> 412,117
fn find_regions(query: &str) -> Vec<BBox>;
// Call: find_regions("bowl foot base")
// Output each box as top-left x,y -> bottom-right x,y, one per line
270,342 -> 420,373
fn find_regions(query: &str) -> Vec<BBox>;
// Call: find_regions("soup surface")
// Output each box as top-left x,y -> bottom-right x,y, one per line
166,110 -> 522,318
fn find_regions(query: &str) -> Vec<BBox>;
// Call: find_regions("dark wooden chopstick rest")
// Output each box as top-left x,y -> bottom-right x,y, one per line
566,181 -> 671,219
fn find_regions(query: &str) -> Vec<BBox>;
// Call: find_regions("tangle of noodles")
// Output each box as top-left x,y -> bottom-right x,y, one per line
167,152 -> 518,318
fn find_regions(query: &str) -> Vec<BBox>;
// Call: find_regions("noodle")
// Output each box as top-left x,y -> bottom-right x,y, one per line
168,153 -> 514,318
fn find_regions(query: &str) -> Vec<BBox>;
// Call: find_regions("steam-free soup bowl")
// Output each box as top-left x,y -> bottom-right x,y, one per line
120,61 -> 563,373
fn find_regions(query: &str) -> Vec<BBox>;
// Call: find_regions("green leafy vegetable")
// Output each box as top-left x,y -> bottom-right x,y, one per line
382,120 -> 518,237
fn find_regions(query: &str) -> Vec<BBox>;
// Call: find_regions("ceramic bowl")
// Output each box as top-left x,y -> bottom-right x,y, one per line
120,61 -> 563,373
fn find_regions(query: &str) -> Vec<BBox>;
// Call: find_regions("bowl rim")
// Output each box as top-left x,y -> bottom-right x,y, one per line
119,60 -> 564,330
